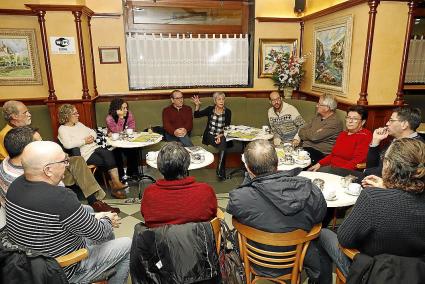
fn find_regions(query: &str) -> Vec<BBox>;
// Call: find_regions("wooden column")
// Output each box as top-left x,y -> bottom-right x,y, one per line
88,16 -> 98,97
73,10 -> 90,99
35,10 -> 57,101
299,20 -> 304,56
394,0 -> 417,106
357,0 -> 380,106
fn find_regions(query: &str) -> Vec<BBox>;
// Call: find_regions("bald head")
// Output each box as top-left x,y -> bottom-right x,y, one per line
244,139 -> 278,176
21,141 -> 65,178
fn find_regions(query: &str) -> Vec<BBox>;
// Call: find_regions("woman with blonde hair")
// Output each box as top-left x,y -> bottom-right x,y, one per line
317,138 -> 425,284
57,104 -> 128,199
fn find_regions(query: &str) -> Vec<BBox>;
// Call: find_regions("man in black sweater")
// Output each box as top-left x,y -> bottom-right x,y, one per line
365,107 -> 424,176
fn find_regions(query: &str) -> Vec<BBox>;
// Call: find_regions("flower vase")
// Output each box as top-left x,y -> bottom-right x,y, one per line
283,87 -> 294,99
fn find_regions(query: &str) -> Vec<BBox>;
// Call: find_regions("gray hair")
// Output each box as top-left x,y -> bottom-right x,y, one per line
244,139 -> 278,176
2,100 -> 21,122
320,93 -> 337,111
157,142 -> 190,180
212,92 -> 226,103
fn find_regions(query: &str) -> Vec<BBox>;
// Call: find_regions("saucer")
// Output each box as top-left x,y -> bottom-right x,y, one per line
344,189 -> 361,196
294,157 -> 311,165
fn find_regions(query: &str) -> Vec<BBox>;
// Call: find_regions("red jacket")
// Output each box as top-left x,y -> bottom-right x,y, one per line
141,176 -> 217,228
319,128 -> 372,170
162,105 -> 193,135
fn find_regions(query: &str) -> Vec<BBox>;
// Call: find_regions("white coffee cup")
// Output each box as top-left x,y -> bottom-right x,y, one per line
348,183 -> 362,195
323,188 -> 337,201
262,125 -> 270,132
146,152 -> 158,161
111,133 -> 119,141
298,150 -> 310,160
126,128 -> 134,135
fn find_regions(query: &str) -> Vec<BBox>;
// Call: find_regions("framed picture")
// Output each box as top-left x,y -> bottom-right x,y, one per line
312,15 -> 353,96
0,29 -> 42,86
258,38 -> 297,78
99,47 -> 121,64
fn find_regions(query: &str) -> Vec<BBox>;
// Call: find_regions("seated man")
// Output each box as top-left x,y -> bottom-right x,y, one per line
365,106 -> 424,176
162,90 -> 194,147
227,139 -> 326,282
141,142 -> 217,227
0,100 -> 118,213
5,140 -> 131,284
296,93 -> 343,164
268,91 -> 305,144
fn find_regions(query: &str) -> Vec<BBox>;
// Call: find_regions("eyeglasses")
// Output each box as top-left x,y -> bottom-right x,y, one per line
345,116 -> 361,122
387,119 -> 401,123
316,103 -> 328,108
172,96 -> 184,100
45,157 -> 70,168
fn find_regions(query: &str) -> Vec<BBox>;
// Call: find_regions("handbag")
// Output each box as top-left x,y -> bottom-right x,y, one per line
219,219 -> 246,284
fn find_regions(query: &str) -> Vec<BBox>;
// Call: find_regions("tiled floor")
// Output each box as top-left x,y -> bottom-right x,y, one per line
97,166 -> 337,283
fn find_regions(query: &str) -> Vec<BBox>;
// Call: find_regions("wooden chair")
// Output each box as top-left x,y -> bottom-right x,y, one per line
211,208 -> 225,254
335,246 -> 359,284
87,164 -> 109,189
232,218 -> 321,284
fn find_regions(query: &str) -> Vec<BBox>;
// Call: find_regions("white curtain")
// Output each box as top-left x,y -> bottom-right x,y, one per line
405,35 -> 425,83
126,33 -> 249,89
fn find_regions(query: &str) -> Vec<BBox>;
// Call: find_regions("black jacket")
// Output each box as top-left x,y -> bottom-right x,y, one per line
365,133 -> 424,176
130,222 -> 220,284
226,168 -> 327,279
347,253 -> 425,284
0,230 -> 68,284
194,106 -> 231,146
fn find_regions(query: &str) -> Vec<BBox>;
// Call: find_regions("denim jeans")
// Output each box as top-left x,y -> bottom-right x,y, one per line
164,132 -> 194,147
317,228 -> 352,284
69,223 -> 131,284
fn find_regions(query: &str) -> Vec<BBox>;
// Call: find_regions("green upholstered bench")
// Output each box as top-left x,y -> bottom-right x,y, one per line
0,105 -> 54,141
94,97 -> 347,154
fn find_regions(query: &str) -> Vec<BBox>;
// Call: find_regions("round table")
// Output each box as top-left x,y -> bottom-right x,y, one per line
225,125 -> 274,178
298,171 -> 360,208
146,147 -> 214,171
107,132 -> 163,183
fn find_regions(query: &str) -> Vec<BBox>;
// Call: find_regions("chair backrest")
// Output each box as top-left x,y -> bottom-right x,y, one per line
232,218 -> 321,284
55,248 -> 89,268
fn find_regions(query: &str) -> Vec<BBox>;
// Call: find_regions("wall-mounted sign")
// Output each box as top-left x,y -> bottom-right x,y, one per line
50,36 -> 76,54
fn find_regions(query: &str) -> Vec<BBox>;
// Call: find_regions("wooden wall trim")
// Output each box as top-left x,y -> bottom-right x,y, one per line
34,10 -> 57,101
395,0 -> 417,105
357,0 -> 380,106
0,9 -> 35,16
302,0 -> 368,21
88,16 -> 98,97
73,11 -> 90,99
0,98 -> 47,106
256,17 -> 301,23
25,4 -> 94,17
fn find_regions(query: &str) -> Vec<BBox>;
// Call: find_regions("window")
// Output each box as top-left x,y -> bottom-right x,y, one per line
123,0 -> 254,90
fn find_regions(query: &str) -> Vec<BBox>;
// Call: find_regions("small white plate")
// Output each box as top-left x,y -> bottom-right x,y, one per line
344,189 -> 361,196
294,157 -> 311,165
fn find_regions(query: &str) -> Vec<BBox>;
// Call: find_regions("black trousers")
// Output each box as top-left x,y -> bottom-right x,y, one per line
204,132 -> 227,150
303,147 -> 326,165
113,148 -> 139,177
87,147 -> 116,170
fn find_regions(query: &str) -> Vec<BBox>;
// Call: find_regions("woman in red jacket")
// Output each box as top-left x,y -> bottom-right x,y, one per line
141,142 -> 217,228
308,105 -> 372,176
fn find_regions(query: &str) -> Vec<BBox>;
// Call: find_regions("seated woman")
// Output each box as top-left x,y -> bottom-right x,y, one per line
141,142 -> 217,227
57,104 -> 128,199
106,98 -> 139,179
192,92 -> 231,180
317,138 -> 425,284
308,105 -> 372,177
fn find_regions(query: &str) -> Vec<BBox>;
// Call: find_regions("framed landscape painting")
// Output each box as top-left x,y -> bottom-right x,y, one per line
258,38 -> 297,78
312,15 -> 353,96
0,29 -> 42,85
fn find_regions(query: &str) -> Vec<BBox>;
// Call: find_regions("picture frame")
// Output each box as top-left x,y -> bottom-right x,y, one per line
312,15 -> 353,96
99,47 -> 121,64
0,29 -> 42,86
258,38 -> 297,78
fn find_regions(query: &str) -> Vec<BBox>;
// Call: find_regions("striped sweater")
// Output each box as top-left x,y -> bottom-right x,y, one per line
5,175 -> 113,278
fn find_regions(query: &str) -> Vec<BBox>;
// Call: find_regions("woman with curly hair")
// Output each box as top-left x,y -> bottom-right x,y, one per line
317,138 -> 425,284
106,98 -> 138,179
57,104 -> 128,199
